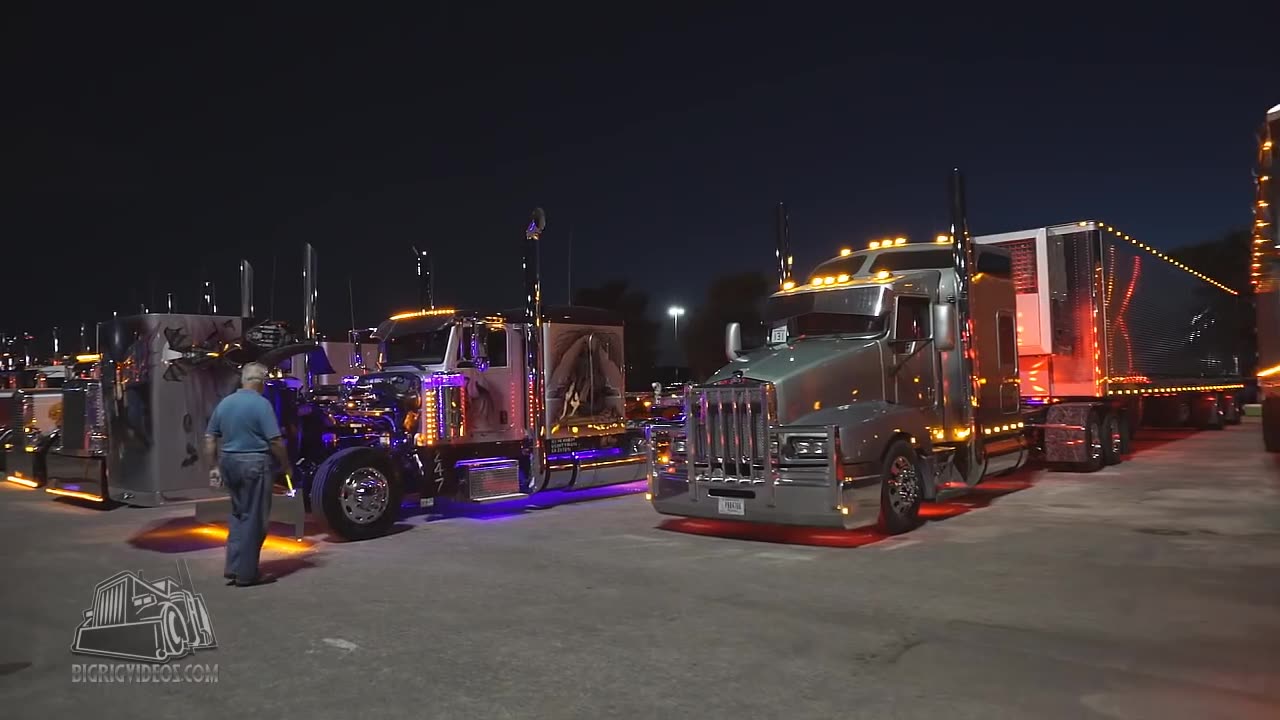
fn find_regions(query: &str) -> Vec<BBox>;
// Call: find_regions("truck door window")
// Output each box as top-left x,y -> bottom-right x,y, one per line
486,328 -> 507,367
894,297 -> 931,341
997,312 -> 1017,367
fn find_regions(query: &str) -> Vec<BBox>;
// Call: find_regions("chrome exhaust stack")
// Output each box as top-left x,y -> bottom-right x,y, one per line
948,168 -> 981,475
524,208 -> 546,486
775,202 -> 792,288
240,260 -> 255,317
300,243 -> 318,387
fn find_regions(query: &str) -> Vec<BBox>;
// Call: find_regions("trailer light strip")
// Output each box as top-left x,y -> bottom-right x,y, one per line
45,487 -> 104,502
1091,221 -> 1239,295
5,475 -> 39,488
1107,383 -> 1245,395
388,307 -> 457,321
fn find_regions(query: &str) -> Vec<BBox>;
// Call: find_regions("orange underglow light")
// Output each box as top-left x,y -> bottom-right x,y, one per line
192,525 -> 310,554
5,475 -> 38,488
45,487 -> 104,502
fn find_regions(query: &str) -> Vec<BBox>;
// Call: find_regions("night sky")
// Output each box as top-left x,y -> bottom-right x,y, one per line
3,6 -> 1276,352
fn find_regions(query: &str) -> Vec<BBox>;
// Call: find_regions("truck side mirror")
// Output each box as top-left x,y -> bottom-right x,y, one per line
933,304 -> 955,352
725,322 -> 743,362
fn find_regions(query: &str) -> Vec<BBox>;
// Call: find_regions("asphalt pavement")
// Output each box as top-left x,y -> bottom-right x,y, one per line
1,421 -> 1278,719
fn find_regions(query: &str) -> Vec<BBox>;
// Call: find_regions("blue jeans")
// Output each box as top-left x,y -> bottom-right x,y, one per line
220,452 -> 273,581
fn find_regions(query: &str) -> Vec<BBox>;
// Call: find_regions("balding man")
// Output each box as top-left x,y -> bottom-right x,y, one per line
205,362 -> 291,587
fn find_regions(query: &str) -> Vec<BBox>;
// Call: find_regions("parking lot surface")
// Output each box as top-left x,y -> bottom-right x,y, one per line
1,421 -> 1278,719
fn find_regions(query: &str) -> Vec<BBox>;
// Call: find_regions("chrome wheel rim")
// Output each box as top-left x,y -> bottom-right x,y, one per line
1089,422 -> 1103,463
887,455 -> 920,516
339,467 -> 389,525
1108,421 -> 1122,457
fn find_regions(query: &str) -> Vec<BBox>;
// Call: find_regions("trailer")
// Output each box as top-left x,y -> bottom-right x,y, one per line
1254,101 -> 1280,450
647,174 -> 1244,534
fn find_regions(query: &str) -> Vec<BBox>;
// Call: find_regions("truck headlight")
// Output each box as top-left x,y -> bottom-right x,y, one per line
785,436 -> 827,459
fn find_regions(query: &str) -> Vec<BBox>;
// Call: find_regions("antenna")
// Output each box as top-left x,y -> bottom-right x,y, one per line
567,223 -> 574,304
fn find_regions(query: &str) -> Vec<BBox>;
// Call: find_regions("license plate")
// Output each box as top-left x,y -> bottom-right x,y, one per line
717,497 -> 745,516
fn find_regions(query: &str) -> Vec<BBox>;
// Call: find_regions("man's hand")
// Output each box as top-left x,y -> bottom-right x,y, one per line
209,468 -> 223,489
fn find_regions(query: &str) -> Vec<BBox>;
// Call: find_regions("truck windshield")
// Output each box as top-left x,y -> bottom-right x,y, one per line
790,312 -> 884,338
384,327 -> 452,365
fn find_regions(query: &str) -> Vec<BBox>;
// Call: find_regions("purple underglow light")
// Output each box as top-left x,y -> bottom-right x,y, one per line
447,479 -> 648,522
1022,397 -> 1047,406
62,484 -> 82,491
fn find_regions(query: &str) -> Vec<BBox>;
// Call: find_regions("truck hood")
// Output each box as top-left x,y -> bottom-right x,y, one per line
707,337 -> 886,425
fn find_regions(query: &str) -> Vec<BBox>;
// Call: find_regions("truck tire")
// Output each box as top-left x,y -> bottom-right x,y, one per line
1101,413 -> 1123,466
310,447 -> 402,541
877,440 -> 923,535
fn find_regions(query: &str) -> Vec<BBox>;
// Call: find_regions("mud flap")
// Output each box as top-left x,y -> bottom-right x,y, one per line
1044,403 -> 1090,463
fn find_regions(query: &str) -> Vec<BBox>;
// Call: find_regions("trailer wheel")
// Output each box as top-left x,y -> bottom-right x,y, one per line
877,440 -> 923,535
310,447 -> 402,541
1222,395 -> 1241,426
1198,394 -> 1225,431
1101,414 -> 1123,466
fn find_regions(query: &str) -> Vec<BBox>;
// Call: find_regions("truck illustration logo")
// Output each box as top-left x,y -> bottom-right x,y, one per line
71,560 -> 216,663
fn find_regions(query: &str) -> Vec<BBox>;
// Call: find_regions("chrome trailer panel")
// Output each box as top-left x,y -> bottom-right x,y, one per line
47,314 -> 243,506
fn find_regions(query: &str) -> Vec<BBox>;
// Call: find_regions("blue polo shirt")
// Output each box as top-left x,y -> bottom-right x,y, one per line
207,389 -> 281,453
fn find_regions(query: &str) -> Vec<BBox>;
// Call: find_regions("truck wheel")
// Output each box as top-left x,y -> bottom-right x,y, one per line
1101,414 -> 1123,466
310,447 -> 402,541
1077,412 -> 1104,473
877,440 -> 923,535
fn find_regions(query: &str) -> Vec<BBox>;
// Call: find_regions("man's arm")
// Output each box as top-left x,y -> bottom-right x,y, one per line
257,398 -> 291,479
204,404 -> 222,465
269,437 -> 291,479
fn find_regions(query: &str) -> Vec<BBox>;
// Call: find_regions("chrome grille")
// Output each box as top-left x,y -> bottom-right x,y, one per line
464,459 -> 521,500
687,382 -> 774,484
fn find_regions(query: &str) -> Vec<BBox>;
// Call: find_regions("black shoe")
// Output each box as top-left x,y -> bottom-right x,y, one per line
224,573 -> 236,586
234,573 -> 277,587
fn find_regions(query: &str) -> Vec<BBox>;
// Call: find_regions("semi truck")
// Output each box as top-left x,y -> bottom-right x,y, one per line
48,209 -> 646,540
1254,102 -> 1280,451
647,171 -> 1244,533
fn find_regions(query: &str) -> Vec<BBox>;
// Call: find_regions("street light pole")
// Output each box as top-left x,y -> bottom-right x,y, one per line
667,305 -> 685,342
